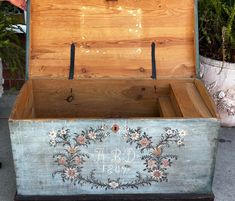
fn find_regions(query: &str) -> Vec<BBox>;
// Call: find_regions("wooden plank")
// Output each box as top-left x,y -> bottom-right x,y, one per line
30,79 -> 197,119
32,79 -> 160,118
158,97 -> 177,117
9,119 -> 219,195
14,193 -> 215,201
186,83 -> 212,117
29,45 -> 195,79
194,79 -> 218,118
29,0 -> 196,79
170,82 -> 212,118
9,80 -> 35,119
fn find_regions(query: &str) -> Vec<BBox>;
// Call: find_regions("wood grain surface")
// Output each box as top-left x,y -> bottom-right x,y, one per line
158,96 -> 177,117
29,0 -> 196,79
169,83 -> 212,118
9,79 -> 217,119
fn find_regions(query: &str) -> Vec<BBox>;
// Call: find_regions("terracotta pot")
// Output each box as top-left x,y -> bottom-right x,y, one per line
200,56 -> 235,127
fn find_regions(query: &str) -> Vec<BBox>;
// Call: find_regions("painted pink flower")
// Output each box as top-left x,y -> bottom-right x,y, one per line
162,159 -> 169,168
139,138 -> 150,148
76,135 -> 86,145
147,159 -> 156,169
151,170 -> 163,180
58,157 -> 67,165
64,168 -> 78,180
74,156 -> 82,165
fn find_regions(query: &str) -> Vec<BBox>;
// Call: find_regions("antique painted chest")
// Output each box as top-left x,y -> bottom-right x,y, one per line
9,0 -> 220,200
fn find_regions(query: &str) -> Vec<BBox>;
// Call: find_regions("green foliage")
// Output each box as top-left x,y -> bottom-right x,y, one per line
199,0 -> 235,63
0,7 -> 25,76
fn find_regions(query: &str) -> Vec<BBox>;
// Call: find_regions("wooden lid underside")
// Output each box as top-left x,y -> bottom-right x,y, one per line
29,0 -> 196,79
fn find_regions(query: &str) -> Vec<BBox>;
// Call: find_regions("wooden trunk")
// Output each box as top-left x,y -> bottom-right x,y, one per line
9,0 -> 219,200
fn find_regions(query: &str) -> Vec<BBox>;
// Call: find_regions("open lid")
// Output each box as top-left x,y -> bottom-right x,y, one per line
27,0 -> 198,79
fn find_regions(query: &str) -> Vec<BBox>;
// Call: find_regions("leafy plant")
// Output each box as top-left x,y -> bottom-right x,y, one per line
0,4 -> 25,77
199,0 -> 235,63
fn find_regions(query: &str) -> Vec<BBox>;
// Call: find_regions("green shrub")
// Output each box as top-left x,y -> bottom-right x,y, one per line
199,0 -> 235,62
0,8 -> 25,75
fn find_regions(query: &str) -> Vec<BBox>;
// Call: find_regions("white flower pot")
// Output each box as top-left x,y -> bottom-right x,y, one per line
200,56 -> 235,127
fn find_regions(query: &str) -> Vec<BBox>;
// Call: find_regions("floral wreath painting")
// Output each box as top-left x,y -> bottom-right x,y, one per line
48,124 -> 187,190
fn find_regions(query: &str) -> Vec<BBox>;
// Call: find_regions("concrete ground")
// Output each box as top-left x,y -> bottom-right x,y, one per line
0,93 -> 234,201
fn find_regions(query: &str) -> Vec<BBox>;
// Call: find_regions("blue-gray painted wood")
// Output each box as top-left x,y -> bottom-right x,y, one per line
9,118 -> 219,196
25,0 -> 30,80
194,0 -> 200,78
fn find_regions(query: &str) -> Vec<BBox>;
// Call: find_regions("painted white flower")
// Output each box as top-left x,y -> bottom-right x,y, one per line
228,107 -> 235,116
50,139 -> 57,146
218,91 -> 226,99
109,181 -> 119,189
49,130 -> 57,139
123,134 -> 129,141
166,129 -> 173,135
131,132 -> 140,140
88,132 -> 96,140
151,170 -> 163,180
177,139 -> 184,146
179,130 -> 186,137
60,129 -> 67,136
64,168 -> 78,180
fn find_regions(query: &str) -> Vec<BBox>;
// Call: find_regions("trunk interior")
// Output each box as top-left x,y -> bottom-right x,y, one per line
10,79 -> 217,119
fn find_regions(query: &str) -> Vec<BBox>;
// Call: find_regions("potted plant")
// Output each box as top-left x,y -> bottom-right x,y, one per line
199,0 -> 235,127
0,2 -> 25,93
0,1 -> 25,24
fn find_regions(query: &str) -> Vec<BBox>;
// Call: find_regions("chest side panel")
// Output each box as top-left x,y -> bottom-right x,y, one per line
29,0 -> 196,79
